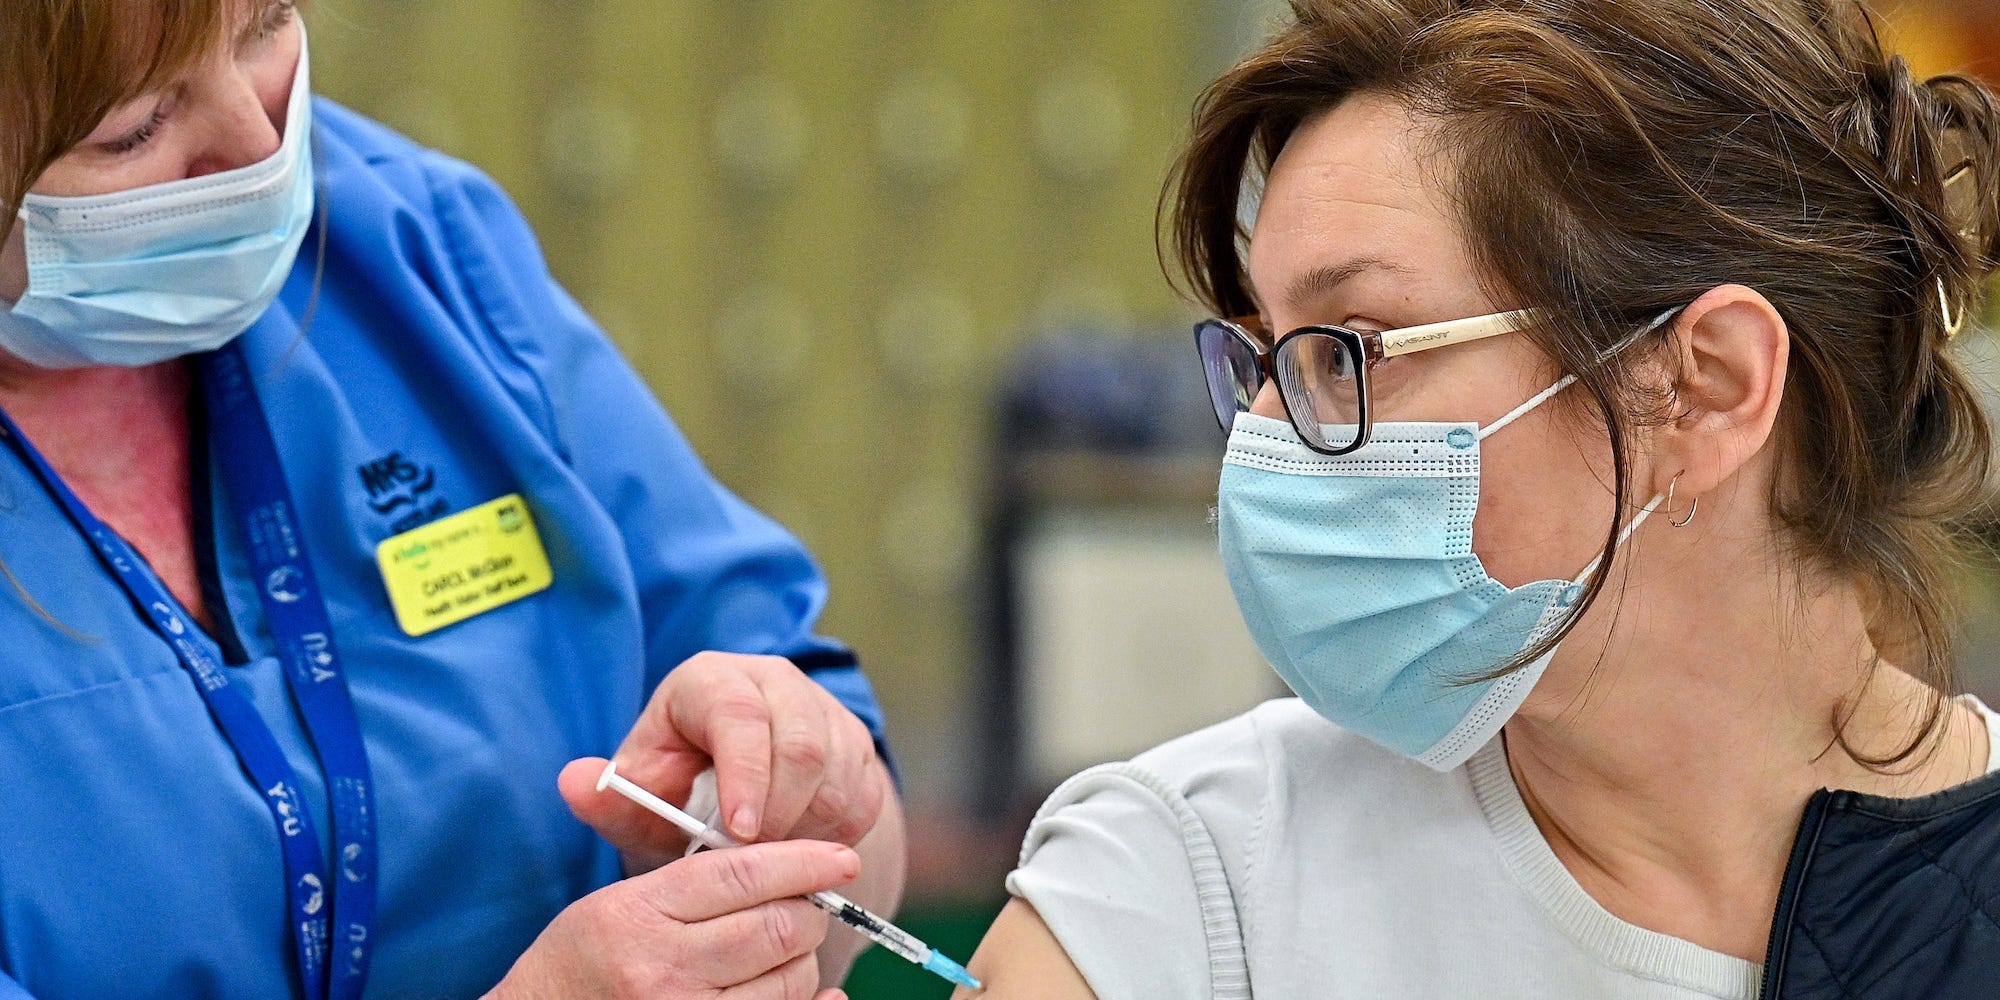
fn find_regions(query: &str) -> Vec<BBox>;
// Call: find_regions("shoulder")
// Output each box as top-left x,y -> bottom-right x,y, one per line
1103,697 -> 1436,830
271,101 -> 655,490
309,98 -> 530,277
1129,696 -> 1388,776
303,99 -> 538,321
298,100 -> 583,428
313,99 -> 433,166
312,99 -> 495,202
1007,700 -> 1453,1000
1016,700 -> 1329,869
1021,694 -> 1448,852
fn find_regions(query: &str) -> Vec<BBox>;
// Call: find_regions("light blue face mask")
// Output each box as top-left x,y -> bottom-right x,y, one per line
1216,378 -> 1662,770
0,31 -> 315,369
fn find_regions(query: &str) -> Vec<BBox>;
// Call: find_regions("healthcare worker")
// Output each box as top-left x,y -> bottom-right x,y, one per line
0,3 -> 901,999
965,0 -> 2000,997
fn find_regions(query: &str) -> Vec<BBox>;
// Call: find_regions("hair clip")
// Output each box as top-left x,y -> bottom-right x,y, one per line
1944,159 -> 1979,242
1937,152 -> 1979,340
1940,278 -> 1966,339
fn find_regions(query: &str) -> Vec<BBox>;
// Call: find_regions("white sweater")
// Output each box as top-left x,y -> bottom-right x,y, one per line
1007,698 -> 2000,1000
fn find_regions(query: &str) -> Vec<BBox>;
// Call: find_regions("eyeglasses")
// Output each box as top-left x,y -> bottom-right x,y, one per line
1194,308 -> 1542,455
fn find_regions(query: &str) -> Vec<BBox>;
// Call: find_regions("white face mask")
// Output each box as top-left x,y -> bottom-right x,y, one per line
0,29 -> 316,369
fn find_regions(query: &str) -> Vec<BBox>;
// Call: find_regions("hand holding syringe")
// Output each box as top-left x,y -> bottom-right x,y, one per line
595,760 -> 982,991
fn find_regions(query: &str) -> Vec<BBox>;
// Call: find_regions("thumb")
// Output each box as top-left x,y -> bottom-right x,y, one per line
559,757 -> 708,873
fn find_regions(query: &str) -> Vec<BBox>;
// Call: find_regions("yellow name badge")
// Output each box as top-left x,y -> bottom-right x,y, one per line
376,493 -> 554,637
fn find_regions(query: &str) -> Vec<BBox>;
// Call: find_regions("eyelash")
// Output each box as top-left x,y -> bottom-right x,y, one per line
104,108 -> 169,155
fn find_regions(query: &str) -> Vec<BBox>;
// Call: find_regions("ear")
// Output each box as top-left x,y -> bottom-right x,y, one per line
1649,284 -> 1789,498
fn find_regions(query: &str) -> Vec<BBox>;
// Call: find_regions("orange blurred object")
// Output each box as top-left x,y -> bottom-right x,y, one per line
1885,0 -> 2000,81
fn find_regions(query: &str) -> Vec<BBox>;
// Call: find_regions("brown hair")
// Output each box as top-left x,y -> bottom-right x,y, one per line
1170,0 -> 2000,766
0,0 -> 235,238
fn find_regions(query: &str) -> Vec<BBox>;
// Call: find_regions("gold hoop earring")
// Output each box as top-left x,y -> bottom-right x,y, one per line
1666,472 -> 1698,528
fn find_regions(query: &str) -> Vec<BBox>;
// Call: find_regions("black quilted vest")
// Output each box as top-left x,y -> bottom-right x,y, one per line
1763,770 -> 2000,997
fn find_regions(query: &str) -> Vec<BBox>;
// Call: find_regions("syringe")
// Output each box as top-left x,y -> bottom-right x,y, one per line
595,760 -> 982,991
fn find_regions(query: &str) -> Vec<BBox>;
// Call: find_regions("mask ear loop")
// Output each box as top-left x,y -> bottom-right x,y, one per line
1476,375 -> 1575,440
1476,307 -> 1685,442
1551,312 -> 1691,577
1487,308 -> 1691,602
1563,491 -> 1668,591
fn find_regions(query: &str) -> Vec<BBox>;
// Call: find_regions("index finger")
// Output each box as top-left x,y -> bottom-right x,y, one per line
664,664 -> 778,840
642,840 -> 860,924
622,654 -> 785,841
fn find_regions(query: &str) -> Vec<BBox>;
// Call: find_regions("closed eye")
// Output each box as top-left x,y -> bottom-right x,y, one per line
102,106 -> 170,155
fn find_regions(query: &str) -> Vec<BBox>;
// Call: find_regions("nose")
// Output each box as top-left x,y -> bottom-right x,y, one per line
1248,379 -> 1287,421
185,64 -> 289,178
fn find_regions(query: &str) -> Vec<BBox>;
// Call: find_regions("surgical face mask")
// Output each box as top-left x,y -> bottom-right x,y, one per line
1216,377 -> 1661,770
0,31 -> 315,369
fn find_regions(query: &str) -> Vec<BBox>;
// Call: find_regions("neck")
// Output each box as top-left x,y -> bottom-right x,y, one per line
0,352 -> 211,630
1502,514 -> 1989,962
0,354 -> 194,486
0,353 -> 189,413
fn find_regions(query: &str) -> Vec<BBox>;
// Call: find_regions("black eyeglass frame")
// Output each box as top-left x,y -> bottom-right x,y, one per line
1195,308 -> 1542,456
1195,318 -> 1370,456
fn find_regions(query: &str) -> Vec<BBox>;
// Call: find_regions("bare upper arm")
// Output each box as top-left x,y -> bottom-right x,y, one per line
951,897 -> 1098,1000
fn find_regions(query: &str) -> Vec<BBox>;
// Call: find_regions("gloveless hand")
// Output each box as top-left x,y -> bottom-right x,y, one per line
560,652 -> 889,875
486,839 -> 856,1000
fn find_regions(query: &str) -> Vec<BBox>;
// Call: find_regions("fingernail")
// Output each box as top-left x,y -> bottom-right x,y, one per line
731,806 -> 758,839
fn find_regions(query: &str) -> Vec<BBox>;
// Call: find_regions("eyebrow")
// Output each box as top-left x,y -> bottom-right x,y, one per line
1263,257 -> 1416,313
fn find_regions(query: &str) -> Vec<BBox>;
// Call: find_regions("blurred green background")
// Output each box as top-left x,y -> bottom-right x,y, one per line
305,2 -> 2000,996
309,0 -> 1269,804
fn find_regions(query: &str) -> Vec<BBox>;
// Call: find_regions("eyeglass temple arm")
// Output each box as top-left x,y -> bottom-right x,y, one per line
1377,309 -> 1543,359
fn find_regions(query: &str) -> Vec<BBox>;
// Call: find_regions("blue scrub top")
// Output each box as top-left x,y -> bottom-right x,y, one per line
0,101 -> 889,1000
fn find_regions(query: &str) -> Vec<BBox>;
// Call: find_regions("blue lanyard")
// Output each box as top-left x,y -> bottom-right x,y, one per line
0,342 -> 377,1000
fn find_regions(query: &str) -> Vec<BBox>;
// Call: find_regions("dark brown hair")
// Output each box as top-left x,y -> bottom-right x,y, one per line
0,0 -> 236,239
1170,0 -> 2000,765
